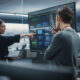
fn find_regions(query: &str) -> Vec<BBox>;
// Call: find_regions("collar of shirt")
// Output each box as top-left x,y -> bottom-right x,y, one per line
63,27 -> 72,31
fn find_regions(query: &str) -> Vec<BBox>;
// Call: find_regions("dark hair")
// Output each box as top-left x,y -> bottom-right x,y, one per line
57,6 -> 74,24
0,19 -> 4,24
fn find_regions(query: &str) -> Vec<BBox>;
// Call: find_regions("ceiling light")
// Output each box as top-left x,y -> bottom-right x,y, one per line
0,13 -> 28,17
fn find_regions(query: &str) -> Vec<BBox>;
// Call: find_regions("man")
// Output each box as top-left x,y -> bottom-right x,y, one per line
44,6 -> 80,80
0,20 -> 35,59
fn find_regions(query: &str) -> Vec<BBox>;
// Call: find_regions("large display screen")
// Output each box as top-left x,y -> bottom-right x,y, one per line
29,2 -> 76,52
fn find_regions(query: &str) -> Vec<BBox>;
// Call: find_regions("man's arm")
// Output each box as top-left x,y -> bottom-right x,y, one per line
44,33 -> 63,60
20,33 -> 35,39
6,33 -> 35,46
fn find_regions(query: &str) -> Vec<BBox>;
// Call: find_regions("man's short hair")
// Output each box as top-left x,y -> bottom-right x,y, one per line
0,19 -> 4,25
57,6 -> 74,24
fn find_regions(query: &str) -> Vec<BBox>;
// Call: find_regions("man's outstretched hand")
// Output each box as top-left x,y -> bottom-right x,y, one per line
27,33 -> 36,39
20,33 -> 36,39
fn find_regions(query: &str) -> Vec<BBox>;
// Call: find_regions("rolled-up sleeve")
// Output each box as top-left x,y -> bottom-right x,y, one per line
5,35 -> 20,46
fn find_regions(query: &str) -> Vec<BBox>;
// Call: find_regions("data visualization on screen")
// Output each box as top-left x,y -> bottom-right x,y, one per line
38,36 -> 43,40
37,29 -> 43,35
30,36 -> 38,50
